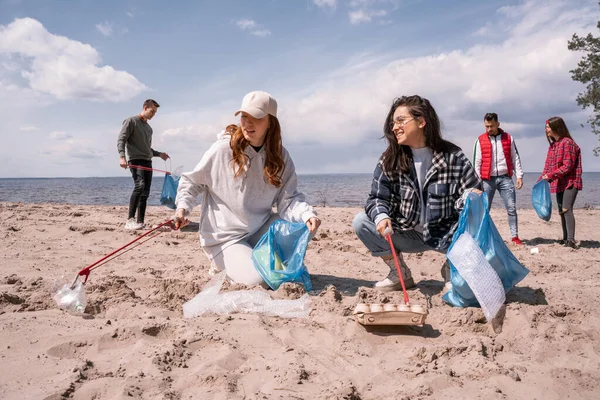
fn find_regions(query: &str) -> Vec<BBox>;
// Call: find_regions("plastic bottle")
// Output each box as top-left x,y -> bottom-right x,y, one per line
53,282 -> 87,314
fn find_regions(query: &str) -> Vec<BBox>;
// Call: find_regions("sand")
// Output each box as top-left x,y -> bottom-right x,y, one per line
1,202 -> 599,400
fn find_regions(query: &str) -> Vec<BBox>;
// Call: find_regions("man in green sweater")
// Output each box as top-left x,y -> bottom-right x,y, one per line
117,99 -> 169,230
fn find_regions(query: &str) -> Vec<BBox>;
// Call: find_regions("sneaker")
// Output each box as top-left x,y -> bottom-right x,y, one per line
558,239 -> 566,245
124,218 -> 144,230
564,240 -> 579,249
375,253 -> 416,292
374,275 -> 416,292
511,236 -> 523,246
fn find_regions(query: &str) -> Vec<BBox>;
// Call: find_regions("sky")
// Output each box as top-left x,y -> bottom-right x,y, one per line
1,0 -> 600,178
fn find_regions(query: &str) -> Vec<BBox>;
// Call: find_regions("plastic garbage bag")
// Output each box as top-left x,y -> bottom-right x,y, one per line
442,192 -> 529,308
182,271 -> 311,319
532,179 -> 552,221
160,173 -> 180,210
251,219 -> 313,291
447,232 -> 505,321
53,281 -> 86,314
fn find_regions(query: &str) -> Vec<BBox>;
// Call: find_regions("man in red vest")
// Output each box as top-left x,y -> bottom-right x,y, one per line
473,113 -> 524,245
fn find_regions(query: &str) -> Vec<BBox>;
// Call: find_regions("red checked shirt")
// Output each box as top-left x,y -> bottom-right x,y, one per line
542,137 -> 583,193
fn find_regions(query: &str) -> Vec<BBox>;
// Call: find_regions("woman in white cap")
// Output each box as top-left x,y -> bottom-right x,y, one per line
174,91 -> 321,285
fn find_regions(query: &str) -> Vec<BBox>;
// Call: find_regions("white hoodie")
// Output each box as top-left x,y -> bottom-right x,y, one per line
175,131 -> 316,259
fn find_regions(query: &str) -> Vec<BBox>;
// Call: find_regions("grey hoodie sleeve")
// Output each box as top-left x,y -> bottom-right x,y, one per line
275,150 -> 316,223
117,118 -> 133,158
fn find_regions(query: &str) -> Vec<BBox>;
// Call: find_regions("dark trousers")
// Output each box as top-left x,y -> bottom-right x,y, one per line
128,159 -> 153,223
556,187 -> 579,241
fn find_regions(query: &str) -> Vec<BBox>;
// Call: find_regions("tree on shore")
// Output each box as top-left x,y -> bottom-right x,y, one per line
568,2 -> 600,155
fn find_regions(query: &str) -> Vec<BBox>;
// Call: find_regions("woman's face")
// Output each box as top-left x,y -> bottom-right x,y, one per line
545,122 -> 557,140
240,112 -> 269,147
391,106 -> 426,148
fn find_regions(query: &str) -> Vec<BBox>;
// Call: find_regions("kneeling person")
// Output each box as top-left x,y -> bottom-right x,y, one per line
353,95 -> 482,291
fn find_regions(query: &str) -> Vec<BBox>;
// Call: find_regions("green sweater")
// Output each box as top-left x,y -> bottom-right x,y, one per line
117,115 -> 161,161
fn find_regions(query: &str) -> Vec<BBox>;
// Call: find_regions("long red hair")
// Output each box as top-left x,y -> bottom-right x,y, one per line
228,115 -> 285,187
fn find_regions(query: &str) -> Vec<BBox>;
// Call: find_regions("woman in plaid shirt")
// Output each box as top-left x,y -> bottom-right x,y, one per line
353,95 -> 483,292
541,117 -> 583,249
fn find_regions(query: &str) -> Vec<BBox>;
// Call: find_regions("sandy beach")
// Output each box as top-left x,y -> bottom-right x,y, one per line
1,202 -> 599,400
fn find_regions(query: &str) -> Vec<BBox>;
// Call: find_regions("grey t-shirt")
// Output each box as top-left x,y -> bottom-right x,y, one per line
412,147 -> 434,232
117,115 -> 160,161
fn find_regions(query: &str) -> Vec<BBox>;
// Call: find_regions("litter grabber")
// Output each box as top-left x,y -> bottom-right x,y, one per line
129,159 -> 184,177
129,164 -> 172,175
353,230 -> 428,326
53,219 -> 178,313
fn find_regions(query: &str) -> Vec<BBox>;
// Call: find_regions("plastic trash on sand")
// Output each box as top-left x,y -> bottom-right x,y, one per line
172,165 -> 184,178
53,281 -> 87,314
447,232 -> 505,321
183,271 -> 311,319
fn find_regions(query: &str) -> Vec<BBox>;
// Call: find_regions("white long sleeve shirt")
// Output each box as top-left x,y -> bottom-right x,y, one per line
175,131 -> 316,259
473,133 -> 524,179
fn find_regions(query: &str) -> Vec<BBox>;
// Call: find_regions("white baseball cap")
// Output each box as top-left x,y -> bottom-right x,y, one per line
234,91 -> 278,119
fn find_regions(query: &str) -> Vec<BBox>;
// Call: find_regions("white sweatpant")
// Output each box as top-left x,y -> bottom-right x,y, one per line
210,213 -> 281,285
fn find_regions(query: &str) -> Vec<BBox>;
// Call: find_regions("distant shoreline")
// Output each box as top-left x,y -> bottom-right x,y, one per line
3,171 -> 597,179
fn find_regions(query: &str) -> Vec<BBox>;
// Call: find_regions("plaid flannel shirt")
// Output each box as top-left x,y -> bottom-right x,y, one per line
542,137 -> 583,193
365,148 -> 482,251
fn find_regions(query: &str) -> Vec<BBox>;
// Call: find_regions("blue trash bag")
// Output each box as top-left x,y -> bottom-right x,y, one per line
160,174 -> 180,210
532,179 -> 552,221
442,192 -> 530,307
251,219 -> 313,291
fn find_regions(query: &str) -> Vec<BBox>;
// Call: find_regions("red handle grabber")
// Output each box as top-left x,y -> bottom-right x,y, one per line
385,231 -> 410,305
70,219 -> 178,288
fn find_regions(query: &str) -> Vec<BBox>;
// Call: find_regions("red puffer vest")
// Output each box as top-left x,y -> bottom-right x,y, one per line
478,130 -> 514,180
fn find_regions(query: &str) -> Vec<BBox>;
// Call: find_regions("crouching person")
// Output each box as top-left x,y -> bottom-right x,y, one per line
174,91 -> 321,285
353,95 -> 482,292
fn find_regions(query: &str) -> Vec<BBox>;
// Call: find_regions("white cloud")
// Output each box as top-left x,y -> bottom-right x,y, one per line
19,125 -> 39,132
235,19 -> 271,37
0,18 -> 146,102
0,79 -> 49,107
473,23 -> 492,37
161,0 -> 600,174
313,0 -> 337,9
95,21 -> 113,37
274,0 -> 597,146
42,135 -> 104,160
349,9 -> 387,25
250,29 -> 271,37
315,0 -> 398,24
236,19 -> 256,30
49,131 -> 73,140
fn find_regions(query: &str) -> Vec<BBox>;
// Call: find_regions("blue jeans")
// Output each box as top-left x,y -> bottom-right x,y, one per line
352,212 -> 444,257
483,175 -> 518,237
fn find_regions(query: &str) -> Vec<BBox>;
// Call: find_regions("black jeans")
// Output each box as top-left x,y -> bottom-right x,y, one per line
128,159 -> 153,223
556,187 -> 579,241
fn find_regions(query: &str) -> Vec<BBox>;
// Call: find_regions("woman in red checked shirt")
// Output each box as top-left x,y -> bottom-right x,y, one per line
541,117 -> 583,249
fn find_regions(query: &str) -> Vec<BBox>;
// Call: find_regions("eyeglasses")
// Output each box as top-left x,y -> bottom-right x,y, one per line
389,117 -> 415,130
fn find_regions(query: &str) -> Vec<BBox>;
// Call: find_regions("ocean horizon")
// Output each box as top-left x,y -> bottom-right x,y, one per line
1,172 -> 599,209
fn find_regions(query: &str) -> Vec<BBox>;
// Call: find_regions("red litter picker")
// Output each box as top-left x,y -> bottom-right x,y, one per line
353,231 -> 428,326
53,219 -> 178,313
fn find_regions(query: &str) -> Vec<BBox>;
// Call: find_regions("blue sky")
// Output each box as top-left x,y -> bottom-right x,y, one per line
1,0 -> 599,178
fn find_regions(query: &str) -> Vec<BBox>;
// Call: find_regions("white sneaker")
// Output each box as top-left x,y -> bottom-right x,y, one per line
374,255 -> 415,292
124,218 -> 144,230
